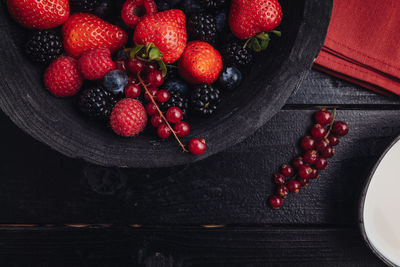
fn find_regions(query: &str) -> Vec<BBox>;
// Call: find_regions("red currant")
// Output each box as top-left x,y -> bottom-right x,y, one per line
304,150 -> 318,164
311,124 -> 327,139
124,83 -> 141,99
314,109 -> 332,125
297,177 -> 309,187
333,121 -> 349,136
157,124 -> 171,139
128,76 -> 138,84
147,70 -> 164,87
315,157 -> 328,170
292,157 -> 305,169
189,138 -> 206,155
151,114 -> 163,128
128,58 -> 145,74
273,173 -> 286,185
115,59 -> 128,72
156,90 -> 170,103
311,168 -> 320,179
269,195 -> 283,209
287,180 -> 301,193
328,135 -> 340,146
321,146 -> 335,158
146,62 -> 158,73
277,185 -> 289,199
146,103 -> 158,116
174,121 -> 190,138
298,165 -> 313,179
166,107 -> 183,124
144,87 -> 158,101
315,138 -> 330,152
301,136 -> 315,150
281,164 -> 294,177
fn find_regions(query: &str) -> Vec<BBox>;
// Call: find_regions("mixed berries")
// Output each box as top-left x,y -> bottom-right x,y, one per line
9,0 -> 283,156
269,109 -> 350,209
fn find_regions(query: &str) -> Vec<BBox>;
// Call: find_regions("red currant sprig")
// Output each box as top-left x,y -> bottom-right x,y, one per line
269,108 -> 349,210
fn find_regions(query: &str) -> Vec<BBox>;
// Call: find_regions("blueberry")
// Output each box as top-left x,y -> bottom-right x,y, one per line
103,70 -> 129,94
154,0 -> 171,11
215,10 -> 228,32
162,78 -> 190,95
115,49 -> 129,61
93,0 -> 115,19
183,0 -> 204,14
218,66 -> 242,90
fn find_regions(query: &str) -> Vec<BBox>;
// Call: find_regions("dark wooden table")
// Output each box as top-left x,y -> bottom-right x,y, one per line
1,69 -> 399,266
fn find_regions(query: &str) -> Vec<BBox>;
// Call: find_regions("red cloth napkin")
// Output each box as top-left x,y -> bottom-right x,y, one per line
314,0 -> 400,96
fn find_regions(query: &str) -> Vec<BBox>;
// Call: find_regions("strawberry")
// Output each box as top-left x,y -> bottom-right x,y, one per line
63,13 -> 128,58
110,99 -> 147,137
78,48 -> 116,80
178,41 -> 223,85
121,0 -> 157,29
7,0 -> 70,29
229,0 -> 283,51
44,56 -> 83,97
133,9 -> 187,64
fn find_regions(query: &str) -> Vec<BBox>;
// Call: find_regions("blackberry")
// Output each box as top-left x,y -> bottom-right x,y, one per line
70,0 -> 101,11
25,31 -> 63,65
187,13 -> 216,44
160,91 -> 190,119
197,0 -> 226,9
220,42 -> 254,68
79,86 -> 119,121
191,83 -> 220,117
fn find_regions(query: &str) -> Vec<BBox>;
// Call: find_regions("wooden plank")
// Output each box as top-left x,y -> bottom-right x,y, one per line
287,70 -> 400,106
0,226 -> 385,267
0,109 -> 399,224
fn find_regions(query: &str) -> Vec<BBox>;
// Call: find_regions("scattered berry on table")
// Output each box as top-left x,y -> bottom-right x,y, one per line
147,70 -> 165,87
125,83 -> 141,99
103,70 -> 129,95
25,30 -> 63,65
161,90 -> 189,118
281,164 -> 294,177
187,13 -> 217,44
166,107 -> 183,124
7,0 -> 70,29
110,98 -> 147,137
151,114 -> 164,127
269,195 -> 283,210
287,180 -> 301,193
79,86 -> 118,121
314,109 -> 332,125
303,150 -> 318,164
156,90 -> 170,103
44,56 -> 83,97
315,157 -> 328,170
174,121 -> 190,138
121,0 -> 157,29
273,173 -> 286,185
333,121 -> 349,136
220,41 -> 254,68
161,78 -> 190,96
277,185 -> 289,199
179,41 -> 223,84
190,83 -> 221,117
78,48 -> 116,80
157,124 -> 172,139
311,124 -> 327,139
218,66 -> 243,90
189,138 -> 206,155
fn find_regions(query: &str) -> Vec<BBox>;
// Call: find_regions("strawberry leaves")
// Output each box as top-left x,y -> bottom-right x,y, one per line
244,30 -> 282,53
130,43 -> 168,77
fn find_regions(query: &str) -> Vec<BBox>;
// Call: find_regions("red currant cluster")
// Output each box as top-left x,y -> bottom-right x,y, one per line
118,56 -> 206,155
269,108 -> 349,209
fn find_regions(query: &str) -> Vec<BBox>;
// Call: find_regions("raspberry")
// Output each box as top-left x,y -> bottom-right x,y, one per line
78,48 -> 116,80
110,99 -> 147,137
44,56 -> 83,97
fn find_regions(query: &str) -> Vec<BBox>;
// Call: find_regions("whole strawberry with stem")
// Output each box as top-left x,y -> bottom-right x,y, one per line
178,41 -> 223,84
63,13 -> 128,58
7,0 -> 70,29
133,9 -> 187,64
229,0 -> 283,52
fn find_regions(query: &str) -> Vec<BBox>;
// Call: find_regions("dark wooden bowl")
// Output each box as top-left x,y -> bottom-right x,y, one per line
0,0 -> 332,168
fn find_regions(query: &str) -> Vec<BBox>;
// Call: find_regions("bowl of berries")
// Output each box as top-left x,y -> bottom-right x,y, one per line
0,0 -> 332,167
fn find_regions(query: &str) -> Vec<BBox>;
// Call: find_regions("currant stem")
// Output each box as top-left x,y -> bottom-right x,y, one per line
137,73 -> 189,153
325,108 -> 337,138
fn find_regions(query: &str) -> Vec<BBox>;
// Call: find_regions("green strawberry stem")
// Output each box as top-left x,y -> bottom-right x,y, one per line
130,43 -> 168,77
137,73 -> 189,153
243,30 -> 282,52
